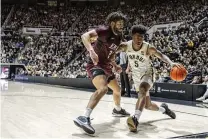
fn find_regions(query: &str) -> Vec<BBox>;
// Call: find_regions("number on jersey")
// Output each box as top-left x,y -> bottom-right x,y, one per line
108,50 -> 114,59
134,61 -> 139,67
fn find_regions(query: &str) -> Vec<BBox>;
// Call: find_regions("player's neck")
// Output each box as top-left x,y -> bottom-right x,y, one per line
110,26 -> 118,36
132,42 -> 142,51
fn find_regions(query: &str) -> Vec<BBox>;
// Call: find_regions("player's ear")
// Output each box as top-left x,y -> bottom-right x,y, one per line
110,21 -> 115,27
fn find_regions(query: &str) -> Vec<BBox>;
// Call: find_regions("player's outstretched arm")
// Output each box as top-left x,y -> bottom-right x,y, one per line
81,30 -> 99,65
148,46 -> 182,68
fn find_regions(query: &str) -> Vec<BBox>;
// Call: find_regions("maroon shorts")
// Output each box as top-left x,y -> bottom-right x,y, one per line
86,63 -> 115,83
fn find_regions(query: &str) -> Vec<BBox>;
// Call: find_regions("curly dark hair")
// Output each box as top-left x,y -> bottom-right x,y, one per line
106,12 -> 127,25
131,24 -> 147,35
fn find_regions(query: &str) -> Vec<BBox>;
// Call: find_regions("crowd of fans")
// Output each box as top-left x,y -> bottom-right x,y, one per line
59,53 -> 88,78
1,1 -> 207,82
1,31 -> 25,63
71,2 -> 208,81
17,36 -> 83,77
8,5 -> 84,32
73,0 -> 207,35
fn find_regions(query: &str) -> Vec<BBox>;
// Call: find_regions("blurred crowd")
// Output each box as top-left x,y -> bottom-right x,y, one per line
1,1 -> 207,83
73,0 -> 207,35
8,5 -> 84,32
1,31 -> 25,63
17,36 -> 83,77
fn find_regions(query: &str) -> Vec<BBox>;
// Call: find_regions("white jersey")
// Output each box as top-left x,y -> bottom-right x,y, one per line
126,40 -> 153,81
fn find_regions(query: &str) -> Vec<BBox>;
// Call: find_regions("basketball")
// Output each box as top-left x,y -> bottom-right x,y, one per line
170,65 -> 187,82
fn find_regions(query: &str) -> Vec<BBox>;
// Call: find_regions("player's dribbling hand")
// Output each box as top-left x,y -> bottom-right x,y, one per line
89,50 -> 99,65
171,62 -> 183,69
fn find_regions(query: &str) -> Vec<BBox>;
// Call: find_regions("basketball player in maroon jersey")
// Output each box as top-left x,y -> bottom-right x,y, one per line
73,12 -> 130,134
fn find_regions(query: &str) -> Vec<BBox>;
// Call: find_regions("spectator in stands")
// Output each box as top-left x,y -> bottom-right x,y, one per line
191,76 -> 201,84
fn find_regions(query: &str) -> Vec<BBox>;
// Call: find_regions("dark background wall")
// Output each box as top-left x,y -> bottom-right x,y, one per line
2,0 -> 205,5
1,0 -> 139,5
2,0 -> 37,4
14,75 -> 207,102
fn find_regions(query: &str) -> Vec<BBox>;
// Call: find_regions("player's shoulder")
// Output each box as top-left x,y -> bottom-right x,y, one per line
126,40 -> 133,45
127,40 -> 133,43
123,40 -> 132,52
144,41 -> 157,54
143,41 -> 155,48
142,41 -> 150,46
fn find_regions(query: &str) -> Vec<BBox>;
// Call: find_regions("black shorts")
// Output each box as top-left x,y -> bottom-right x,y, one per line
89,68 -> 115,83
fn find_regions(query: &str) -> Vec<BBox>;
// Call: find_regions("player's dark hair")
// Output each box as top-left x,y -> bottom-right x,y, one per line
131,25 -> 147,35
106,12 -> 127,25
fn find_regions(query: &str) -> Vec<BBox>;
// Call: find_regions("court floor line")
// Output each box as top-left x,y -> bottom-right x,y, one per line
2,94 -> 208,118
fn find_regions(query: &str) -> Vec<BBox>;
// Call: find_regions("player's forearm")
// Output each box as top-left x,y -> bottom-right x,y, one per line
160,54 -> 174,65
81,34 -> 94,52
109,53 -> 117,67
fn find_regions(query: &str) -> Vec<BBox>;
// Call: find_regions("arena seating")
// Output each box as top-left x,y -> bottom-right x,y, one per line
1,1 -> 207,81
8,5 -> 84,31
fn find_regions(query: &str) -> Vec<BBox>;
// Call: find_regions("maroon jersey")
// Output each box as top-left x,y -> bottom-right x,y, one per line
86,26 -> 123,79
88,26 -> 122,65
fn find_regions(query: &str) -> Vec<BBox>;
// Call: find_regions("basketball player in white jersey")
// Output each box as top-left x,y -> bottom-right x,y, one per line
117,25 -> 182,132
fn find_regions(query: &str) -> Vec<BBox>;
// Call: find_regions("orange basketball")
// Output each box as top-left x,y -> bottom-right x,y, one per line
170,65 -> 187,82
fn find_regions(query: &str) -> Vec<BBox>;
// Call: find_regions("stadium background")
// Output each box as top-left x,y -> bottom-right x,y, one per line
1,0 -> 208,138
1,0 -> 208,100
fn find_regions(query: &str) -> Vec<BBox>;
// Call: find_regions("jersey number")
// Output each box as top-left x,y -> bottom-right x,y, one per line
134,61 -> 139,67
108,50 -> 114,59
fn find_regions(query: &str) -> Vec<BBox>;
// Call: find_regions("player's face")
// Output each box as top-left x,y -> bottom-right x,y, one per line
112,20 -> 124,34
132,33 -> 144,47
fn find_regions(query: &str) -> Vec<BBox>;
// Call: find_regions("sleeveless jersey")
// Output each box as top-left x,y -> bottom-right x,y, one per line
86,26 -> 123,79
126,40 -> 153,80
88,26 -> 122,66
